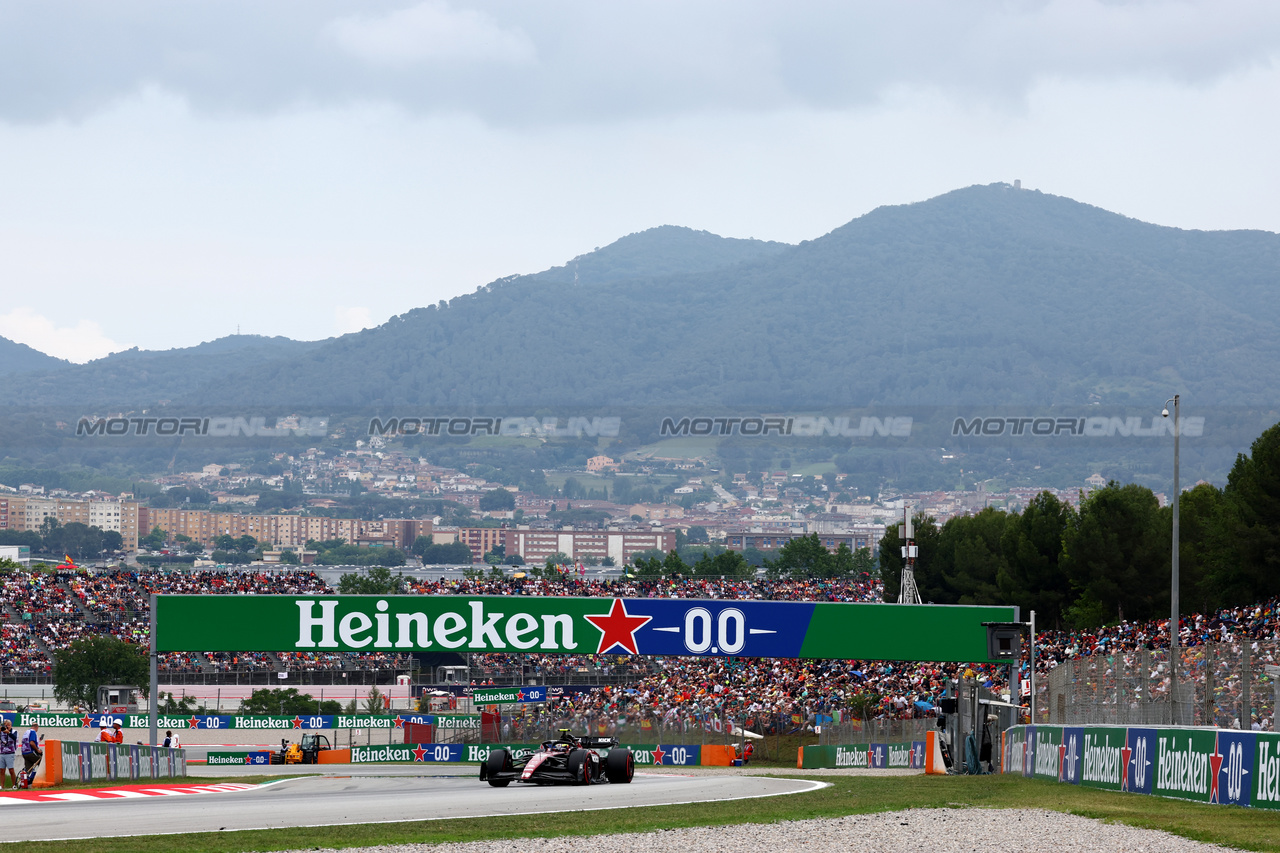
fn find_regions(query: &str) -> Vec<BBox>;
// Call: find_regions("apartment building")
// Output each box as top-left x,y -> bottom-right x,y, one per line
140,508 -> 431,552
456,527 -> 676,565
723,523 -> 885,554
1,496 -> 142,551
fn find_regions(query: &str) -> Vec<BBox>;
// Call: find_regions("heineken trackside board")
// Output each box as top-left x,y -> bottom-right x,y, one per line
1005,725 -> 1277,809
153,595 -> 1018,663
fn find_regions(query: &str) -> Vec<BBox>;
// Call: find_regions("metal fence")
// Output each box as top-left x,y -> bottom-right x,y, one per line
1040,638 -> 1280,729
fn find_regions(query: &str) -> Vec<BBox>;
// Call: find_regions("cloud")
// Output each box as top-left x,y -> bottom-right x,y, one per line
335,306 -> 376,335
0,307 -> 131,363
0,1 -> 1277,124
325,1 -> 535,67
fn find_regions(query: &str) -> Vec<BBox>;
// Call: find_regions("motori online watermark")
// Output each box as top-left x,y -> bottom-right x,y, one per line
951,415 -> 1206,438
367,416 -> 621,438
76,415 -> 329,438
658,415 -> 913,437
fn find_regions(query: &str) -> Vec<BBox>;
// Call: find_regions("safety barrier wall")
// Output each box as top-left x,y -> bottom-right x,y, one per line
797,741 -> 927,770
1001,724 -> 1279,808
31,741 -> 186,787
206,743 -> 717,767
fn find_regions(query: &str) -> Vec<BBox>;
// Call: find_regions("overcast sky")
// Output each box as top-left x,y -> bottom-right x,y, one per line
1,0 -> 1278,362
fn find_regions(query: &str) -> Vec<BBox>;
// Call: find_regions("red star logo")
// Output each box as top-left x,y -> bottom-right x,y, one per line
1058,744 -> 1067,782
584,599 -> 652,655
291,716 -> 303,729
244,755 -> 253,765
412,745 -> 428,762
393,716 -> 405,728
1209,741 -> 1225,804
1120,745 -> 1133,791
187,716 -> 200,729
650,745 -> 666,765
80,715 -> 93,728
516,689 -> 526,702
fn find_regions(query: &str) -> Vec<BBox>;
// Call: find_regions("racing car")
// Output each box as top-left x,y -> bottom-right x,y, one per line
479,729 -> 634,787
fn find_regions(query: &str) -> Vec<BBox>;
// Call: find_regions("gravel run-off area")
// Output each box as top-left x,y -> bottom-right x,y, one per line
271,807 -> 1245,853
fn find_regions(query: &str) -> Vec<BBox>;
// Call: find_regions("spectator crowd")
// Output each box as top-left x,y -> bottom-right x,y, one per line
2,565 -> 1280,728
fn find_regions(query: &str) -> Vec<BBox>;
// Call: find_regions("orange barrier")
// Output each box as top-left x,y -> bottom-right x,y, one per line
317,749 -> 351,764
924,731 -> 947,775
700,745 -> 736,767
33,739 -> 63,788
796,746 -> 804,769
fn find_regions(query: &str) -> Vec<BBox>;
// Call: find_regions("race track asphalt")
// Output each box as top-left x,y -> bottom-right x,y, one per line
0,766 -> 826,842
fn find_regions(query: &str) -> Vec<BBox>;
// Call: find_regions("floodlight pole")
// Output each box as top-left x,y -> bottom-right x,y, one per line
149,592 -> 158,747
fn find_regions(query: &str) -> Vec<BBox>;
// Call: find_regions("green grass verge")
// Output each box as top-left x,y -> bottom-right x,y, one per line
6,773 -> 1280,853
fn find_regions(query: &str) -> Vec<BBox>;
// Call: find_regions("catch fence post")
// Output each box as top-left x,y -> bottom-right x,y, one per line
1243,642 -> 1252,729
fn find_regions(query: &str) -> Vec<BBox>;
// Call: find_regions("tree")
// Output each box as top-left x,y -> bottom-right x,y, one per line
140,527 -> 167,550
1178,483 -> 1228,613
419,541 -> 474,564
692,549 -> 753,578
364,686 -> 386,715
479,488 -> 515,512
1216,422 -> 1280,606
765,534 -> 845,580
850,546 -> 875,578
410,535 -> 434,557
1061,482 -> 1167,627
240,687 -> 342,716
278,548 -> 300,564
102,530 -> 124,553
53,635 -> 149,708
685,526 -> 709,543
662,549 -> 689,577
996,491 -> 1074,625
936,507 -> 1010,606
338,566 -> 402,594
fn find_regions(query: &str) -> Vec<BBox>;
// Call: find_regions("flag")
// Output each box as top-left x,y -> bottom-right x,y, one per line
791,714 -> 803,725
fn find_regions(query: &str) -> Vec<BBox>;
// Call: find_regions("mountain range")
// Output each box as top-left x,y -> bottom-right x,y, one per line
2,183 -> 1278,412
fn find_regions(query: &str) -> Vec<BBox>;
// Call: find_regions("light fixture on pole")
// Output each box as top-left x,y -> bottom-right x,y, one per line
1161,394 -> 1180,723
898,506 -> 922,605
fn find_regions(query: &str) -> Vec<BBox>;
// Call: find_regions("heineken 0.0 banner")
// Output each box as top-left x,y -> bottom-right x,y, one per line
9,712 -> 478,731
153,595 -> 1018,662
472,686 -> 547,705
1003,724 -> 1280,809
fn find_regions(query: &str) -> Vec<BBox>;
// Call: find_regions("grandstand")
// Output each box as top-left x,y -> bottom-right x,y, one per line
2,566 -> 1277,729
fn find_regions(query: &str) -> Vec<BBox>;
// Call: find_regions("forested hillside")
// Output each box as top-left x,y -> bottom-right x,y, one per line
3,184 -> 1278,412
0,335 -> 67,376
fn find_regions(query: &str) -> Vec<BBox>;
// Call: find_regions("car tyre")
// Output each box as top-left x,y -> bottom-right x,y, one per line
605,748 -> 634,784
484,749 -> 511,787
568,749 -> 592,786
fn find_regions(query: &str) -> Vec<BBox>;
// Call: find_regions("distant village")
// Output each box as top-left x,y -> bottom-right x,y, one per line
0,426 -> 1124,568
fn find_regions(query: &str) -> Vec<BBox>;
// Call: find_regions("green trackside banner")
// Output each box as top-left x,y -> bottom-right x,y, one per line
1004,724 -> 1278,809
153,595 -> 1018,662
